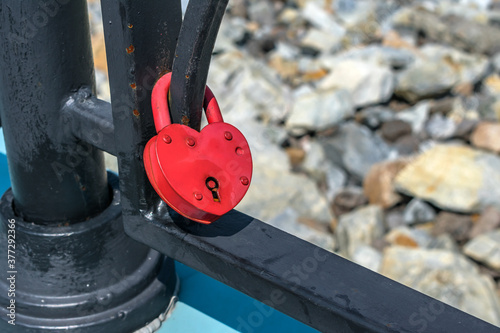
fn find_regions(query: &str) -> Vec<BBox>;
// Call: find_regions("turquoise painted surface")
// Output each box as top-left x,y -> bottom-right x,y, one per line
160,262 -> 319,333
0,130 -> 317,332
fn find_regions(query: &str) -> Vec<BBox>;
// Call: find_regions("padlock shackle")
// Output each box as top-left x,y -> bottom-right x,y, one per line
151,72 -> 223,133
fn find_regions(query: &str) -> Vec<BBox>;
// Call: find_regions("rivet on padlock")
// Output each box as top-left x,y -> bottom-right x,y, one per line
143,72 -> 253,224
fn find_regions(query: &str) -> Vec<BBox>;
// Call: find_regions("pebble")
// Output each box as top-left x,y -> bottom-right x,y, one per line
432,212 -> 473,243
381,247 -> 500,326
403,199 -> 436,225
470,121 -> 500,153
469,206 -> 500,239
318,59 -> 395,108
285,88 -> 354,136
363,158 -> 409,209
336,205 -> 385,258
332,187 -> 368,217
322,122 -> 392,181
395,145 -> 500,213
464,230 -> 500,271
380,119 -> 412,142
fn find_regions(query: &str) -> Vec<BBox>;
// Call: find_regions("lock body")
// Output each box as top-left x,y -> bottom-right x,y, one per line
144,73 -> 252,223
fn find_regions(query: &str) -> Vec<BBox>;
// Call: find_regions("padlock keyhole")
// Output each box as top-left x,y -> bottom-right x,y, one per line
206,177 -> 220,202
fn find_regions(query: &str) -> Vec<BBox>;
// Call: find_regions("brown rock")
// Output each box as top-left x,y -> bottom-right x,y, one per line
285,147 -> 306,167
469,206 -> 500,239
332,188 -> 368,217
432,212 -> 473,243
380,120 -> 413,142
363,159 -> 410,209
91,34 -> 107,74
470,122 -> 500,153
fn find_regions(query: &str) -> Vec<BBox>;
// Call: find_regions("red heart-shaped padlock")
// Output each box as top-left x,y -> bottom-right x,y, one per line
144,73 -> 252,224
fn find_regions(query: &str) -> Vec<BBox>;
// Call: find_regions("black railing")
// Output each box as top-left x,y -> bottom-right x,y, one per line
0,0 -> 498,332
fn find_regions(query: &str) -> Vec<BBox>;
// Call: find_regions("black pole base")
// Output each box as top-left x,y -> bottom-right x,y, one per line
0,173 -> 177,332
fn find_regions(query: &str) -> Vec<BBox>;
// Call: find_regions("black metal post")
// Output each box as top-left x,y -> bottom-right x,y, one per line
0,1 -> 178,331
0,0 -> 109,224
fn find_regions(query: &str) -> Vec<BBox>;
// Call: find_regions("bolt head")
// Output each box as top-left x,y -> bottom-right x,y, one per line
240,176 -> 249,186
224,132 -> 233,140
194,192 -> 203,200
186,137 -> 196,147
163,135 -> 172,144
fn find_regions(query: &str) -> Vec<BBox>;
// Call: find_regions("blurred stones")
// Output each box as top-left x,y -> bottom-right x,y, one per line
395,145 -> 500,213
268,208 -> 337,251
464,230 -> 500,271
470,122 -> 500,153
337,205 -> 385,258
356,106 -> 395,130
381,247 -> 500,326
469,206 -> 500,239
395,45 -> 489,103
403,199 -> 436,225
391,7 -> 500,55
380,119 -> 412,142
286,88 -> 354,136
385,226 -> 433,248
322,122 -> 392,181
332,187 -> 368,217
318,59 -> 395,108
432,212 -> 473,243
425,114 -> 457,140
363,158 -> 409,209
351,245 -> 383,272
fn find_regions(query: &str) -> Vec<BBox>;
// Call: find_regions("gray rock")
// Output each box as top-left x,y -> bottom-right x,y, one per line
351,245 -> 383,273
395,44 -> 489,103
336,205 -> 385,258
381,247 -> 500,326
247,0 -> 275,28
469,206 -> 500,239
464,230 -> 500,271
356,106 -> 395,130
403,199 -> 436,225
236,166 -> 334,225
318,59 -> 395,108
427,234 -> 459,252
493,53 -> 500,72
300,28 -> 342,54
268,208 -> 336,251
391,7 -> 500,55
395,144 -> 500,213
325,164 -> 348,202
332,186 -> 368,217
322,122 -> 393,181
426,114 -> 457,140
380,119 -> 412,142
286,88 -> 354,136
322,45 -> 416,69
302,2 -> 346,38
395,101 -> 430,134
385,226 -> 433,249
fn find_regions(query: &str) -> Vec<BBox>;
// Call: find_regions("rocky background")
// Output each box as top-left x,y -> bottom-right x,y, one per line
89,0 -> 500,326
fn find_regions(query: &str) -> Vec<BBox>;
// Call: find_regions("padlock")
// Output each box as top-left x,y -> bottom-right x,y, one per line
144,72 -> 252,224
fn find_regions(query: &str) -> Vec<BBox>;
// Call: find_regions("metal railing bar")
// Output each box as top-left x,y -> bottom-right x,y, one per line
169,0 -> 229,130
63,88 -> 116,155
124,208 -> 498,333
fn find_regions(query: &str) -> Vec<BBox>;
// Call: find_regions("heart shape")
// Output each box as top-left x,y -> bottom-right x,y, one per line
144,122 -> 252,223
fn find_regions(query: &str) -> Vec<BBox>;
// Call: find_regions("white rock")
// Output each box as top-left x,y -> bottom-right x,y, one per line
395,101 -> 430,134
351,245 -> 382,272
381,247 -> 500,326
268,208 -> 336,251
395,144 -> 500,213
300,28 -> 342,53
336,205 -> 385,258
318,59 -> 395,108
464,230 -> 500,271
302,2 -> 346,37
286,88 -> 354,135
